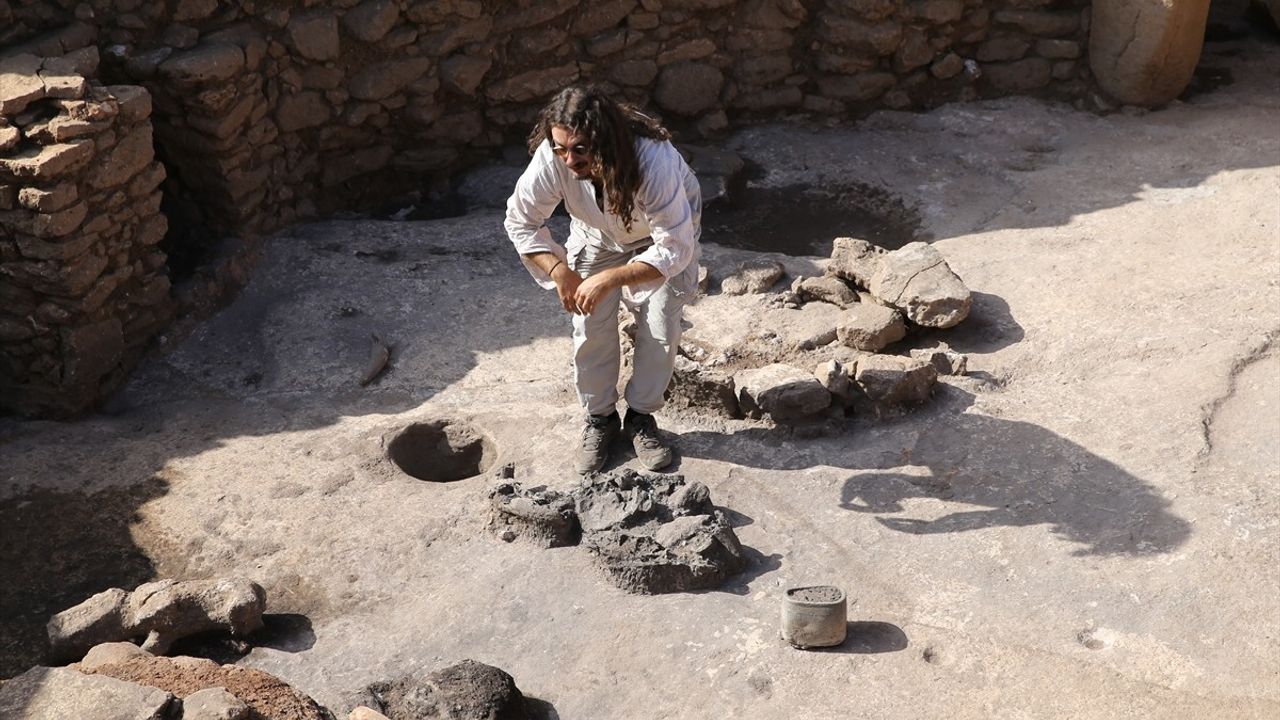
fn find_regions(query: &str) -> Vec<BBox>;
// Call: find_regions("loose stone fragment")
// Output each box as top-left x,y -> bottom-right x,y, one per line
0,54 -> 45,115
910,345 -> 968,375
836,302 -> 905,351
853,354 -> 938,406
735,363 -> 832,421
867,241 -> 971,328
799,275 -> 858,307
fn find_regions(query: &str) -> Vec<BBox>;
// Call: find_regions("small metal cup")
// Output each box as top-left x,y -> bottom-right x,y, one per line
781,585 -> 847,649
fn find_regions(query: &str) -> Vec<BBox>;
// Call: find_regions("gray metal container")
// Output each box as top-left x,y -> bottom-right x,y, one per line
781,585 -> 847,648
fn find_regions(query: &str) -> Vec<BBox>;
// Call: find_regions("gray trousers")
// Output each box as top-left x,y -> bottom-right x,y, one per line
568,241 -> 699,417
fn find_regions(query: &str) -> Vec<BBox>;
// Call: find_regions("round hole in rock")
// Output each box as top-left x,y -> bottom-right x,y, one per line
386,420 -> 496,482
702,169 -> 924,256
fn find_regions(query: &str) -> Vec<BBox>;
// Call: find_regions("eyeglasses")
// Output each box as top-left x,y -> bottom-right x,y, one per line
551,143 -> 592,159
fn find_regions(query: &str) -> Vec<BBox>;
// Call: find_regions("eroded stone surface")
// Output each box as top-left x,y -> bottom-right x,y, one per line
48,578 -> 266,660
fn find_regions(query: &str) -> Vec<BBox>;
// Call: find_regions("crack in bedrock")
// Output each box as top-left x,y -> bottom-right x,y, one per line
1198,329 -> 1279,458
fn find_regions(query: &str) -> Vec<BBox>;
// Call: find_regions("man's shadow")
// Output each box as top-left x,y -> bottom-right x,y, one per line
680,386 -> 1191,557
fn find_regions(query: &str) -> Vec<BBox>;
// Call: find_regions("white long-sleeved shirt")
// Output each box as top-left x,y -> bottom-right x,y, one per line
504,136 -> 701,303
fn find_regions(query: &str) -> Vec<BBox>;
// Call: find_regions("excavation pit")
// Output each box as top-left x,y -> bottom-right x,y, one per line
702,180 -> 925,257
386,420 -> 497,483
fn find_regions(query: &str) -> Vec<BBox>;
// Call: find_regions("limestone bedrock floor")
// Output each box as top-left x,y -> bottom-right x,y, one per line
2,40 -> 1278,720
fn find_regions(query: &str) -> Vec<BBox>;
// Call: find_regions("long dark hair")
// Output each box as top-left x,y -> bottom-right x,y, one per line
528,85 -> 671,232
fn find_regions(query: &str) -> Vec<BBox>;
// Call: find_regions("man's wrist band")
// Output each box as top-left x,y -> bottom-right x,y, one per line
548,259 -> 563,276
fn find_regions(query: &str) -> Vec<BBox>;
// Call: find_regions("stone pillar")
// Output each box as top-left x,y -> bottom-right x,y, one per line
0,50 -> 172,416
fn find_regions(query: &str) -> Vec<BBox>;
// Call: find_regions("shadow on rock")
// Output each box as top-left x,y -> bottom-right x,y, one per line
680,387 -> 1191,557
0,476 -> 169,677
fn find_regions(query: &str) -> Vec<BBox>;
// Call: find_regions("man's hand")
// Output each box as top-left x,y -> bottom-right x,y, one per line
551,263 -> 583,314
573,272 -> 620,315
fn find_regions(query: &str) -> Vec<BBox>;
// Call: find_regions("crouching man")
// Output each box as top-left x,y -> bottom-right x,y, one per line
505,85 -> 702,474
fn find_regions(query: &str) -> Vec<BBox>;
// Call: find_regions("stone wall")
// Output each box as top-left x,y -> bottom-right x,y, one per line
0,45 -> 171,416
0,0 -> 1094,416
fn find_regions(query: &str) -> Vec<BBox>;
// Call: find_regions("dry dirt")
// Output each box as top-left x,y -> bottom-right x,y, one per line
1,38 -> 1278,720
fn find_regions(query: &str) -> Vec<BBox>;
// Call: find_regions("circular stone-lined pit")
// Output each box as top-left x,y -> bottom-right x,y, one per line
386,420 -> 496,482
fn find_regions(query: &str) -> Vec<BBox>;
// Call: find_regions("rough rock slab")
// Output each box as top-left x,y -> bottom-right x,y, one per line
79,641 -> 153,670
368,659 -> 530,720
835,302 -> 906,351
0,666 -> 174,720
754,301 -> 844,352
868,241 -> 971,328
852,354 -> 937,406
85,655 -> 329,720
735,363 -> 832,421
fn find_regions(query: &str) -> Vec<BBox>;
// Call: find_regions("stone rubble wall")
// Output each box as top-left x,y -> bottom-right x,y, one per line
0,44 -> 172,417
0,0 -> 1092,416
4,0 -> 1093,235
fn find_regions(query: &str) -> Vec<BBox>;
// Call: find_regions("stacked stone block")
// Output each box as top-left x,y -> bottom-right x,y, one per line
0,49 -> 171,416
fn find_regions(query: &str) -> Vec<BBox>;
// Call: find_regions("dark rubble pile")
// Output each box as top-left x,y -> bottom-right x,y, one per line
490,469 -> 747,595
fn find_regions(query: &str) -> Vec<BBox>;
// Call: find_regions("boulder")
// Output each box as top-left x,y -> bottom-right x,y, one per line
342,0 -> 400,43
720,258 -> 784,295
369,660 -> 531,720
654,62 -> 724,116
0,666 -> 174,720
287,12 -> 340,61
853,354 -> 937,406
47,578 -> 267,660
866,242 -> 970,328
1089,0 -> 1211,106
835,302 -> 905,351
348,58 -> 431,101
735,363 -> 832,421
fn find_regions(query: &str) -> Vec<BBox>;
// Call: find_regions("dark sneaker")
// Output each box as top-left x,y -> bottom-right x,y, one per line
576,411 -> 619,475
624,411 -> 673,471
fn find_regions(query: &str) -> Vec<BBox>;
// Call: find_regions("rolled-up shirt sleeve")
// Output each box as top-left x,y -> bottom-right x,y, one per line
505,145 -> 565,289
629,142 -> 699,299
